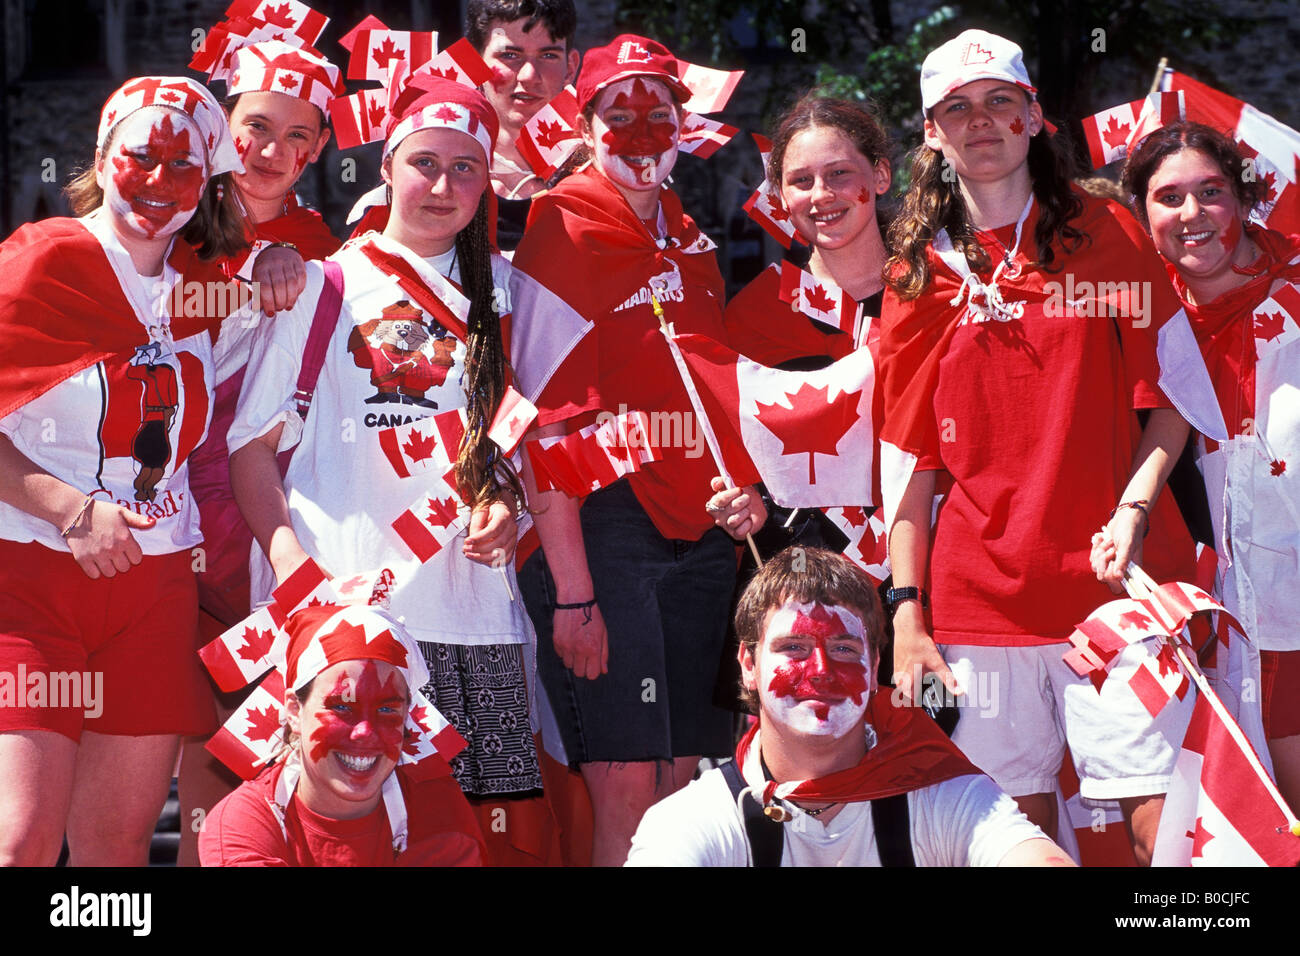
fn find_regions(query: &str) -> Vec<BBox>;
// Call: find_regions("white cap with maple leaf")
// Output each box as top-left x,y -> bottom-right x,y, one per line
920,29 -> 1037,111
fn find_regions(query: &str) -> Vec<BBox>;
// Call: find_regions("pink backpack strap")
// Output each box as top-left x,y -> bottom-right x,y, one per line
292,259 -> 345,419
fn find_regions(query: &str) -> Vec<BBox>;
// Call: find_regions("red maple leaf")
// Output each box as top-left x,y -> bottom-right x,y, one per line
839,506 -> 868,529
222,51 -> 236,72
755,381 -> 862,483
237,626 -> 275,663
402,430 -> 437,463
680,123 -> 706,138
424,496 -> 460,528
244,704 -> 282,742
307,596 -> 324,607
259,3 -> 297,28
278,74 -> 298,90
535,119 -> 578,151
207,132 -> 216,151
963,42 -> 994,65
409,704 -> 430,732
271,33 -> 286,41
105,109 -> 116,126
1155,643 -> 1180,678
433,105 -> 461,122
1009,116 -> 1025,136
367,100 -> 387,128
372,36 -> 406,71
1188,817 -> 1214,858
1271,459 -> 1287,476
856,187 -> 870,204
804,283 -> 838,317
1261,170 -> 1278,204
767,200 -> 791,223
1254,309 -> 1287,342
1102,115 -> 1132,152
402,732 -> 423,756
1117,609 -> 1153,631
159,90 -> 180,104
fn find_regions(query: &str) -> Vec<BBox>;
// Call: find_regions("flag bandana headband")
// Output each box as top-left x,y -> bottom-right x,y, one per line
920,29 -> 1037,111
227,39 -> 343,112
384,96 -> 496,162
199,560 -> 464,783
97,76 -> 244,177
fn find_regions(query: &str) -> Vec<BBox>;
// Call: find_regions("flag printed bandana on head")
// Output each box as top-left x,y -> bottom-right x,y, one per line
97,76 -> 243,177
200,560 -> 465,783
226,39 -> 343,112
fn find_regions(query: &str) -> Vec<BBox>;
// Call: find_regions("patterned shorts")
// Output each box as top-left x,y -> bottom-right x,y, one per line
417,641 -> 543,798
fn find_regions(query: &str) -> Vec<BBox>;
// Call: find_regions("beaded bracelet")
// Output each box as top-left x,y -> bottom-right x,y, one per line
1108,499 -> 1150,537
60,490 -> 107,538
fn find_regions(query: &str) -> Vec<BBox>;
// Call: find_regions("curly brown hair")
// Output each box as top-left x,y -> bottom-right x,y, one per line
885,97 -> 1087,301
1121,120 -> 1262,229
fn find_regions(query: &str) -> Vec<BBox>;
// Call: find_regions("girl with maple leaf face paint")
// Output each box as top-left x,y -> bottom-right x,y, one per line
1122,121 -> 1300,811
230,73 -> 591,865
180,16 -> 348,867
0,76 -> 249,867
878,30 -> 1224,866
513,34 -> 765,866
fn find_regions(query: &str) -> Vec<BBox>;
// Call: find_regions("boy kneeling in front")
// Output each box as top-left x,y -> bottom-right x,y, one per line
626,547 -> 1075,866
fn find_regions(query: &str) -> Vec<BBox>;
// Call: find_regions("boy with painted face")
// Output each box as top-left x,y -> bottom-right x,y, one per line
627,547 -> 1073,866
466,0 -> 579,251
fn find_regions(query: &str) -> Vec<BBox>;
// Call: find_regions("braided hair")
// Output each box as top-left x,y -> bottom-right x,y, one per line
454,193 -> 526,512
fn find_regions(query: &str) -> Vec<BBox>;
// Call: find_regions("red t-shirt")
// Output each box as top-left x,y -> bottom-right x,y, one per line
516,167 -> 755,540
880,193 -> 1196,645
199,762 -> 485,867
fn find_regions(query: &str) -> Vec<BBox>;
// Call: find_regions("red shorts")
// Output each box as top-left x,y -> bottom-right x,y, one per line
1260,649 -> 1300,740
0,539 -> 217,741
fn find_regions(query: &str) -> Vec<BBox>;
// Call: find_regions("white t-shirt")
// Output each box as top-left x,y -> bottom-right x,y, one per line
0,214 -> 248,554
229,236 -> 536,646
626,739 -> 1046,867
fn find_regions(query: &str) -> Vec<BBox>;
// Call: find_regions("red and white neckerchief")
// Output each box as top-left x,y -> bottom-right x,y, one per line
96,76 -> 243,177
934,193 -> 1034,324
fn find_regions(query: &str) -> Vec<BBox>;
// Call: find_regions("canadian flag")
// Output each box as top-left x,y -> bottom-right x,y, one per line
346,30 -> 437,82
194,18 -> 301,80
329,87 -> 389,149
526,410 -> 662,497
678,62 -> 744,114
265,556 -> 338,629
225,0 -> 329,46
391,469 -> 469,562
516,88 -> 582,179
743,134 -> 802,248
205,669 -> 288,780
378,408 -> 467,479
778,260 -> 860,339
416,37 -> 493,89
1163,70 -> 1300,235
823,506 -> 889,585
400,701 -> 468,775
199,604 -> 285,693
1151,693 -> 1300,866
1081,91 -> 1184,169
674,334 -> 877,508
337,14 -> 388,54
1063,596 -> 1191,714
677,112 -> 739,159
487,386 -> 538,455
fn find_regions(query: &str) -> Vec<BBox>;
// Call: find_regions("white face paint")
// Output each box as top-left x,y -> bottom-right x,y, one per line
99,107 -> 207,243
754,600 -> 873,738
589,77 -> 680,192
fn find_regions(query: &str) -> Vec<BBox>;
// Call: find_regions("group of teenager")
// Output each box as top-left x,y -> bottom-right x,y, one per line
0,0 -> 1295,868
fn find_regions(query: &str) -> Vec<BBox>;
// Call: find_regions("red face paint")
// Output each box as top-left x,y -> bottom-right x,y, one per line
1009,116 -> 1025,136
766,605 -> 869,706
489,64 -> 511,91
233,135 -> 249,158
856,186 -> 871,204
109,113 -> 204,237
599,78 -> 677,158
307,662 -> 406,764
1219,214 -> 1241,250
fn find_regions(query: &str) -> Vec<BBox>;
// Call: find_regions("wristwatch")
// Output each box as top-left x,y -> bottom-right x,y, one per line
884,586 -> 929,615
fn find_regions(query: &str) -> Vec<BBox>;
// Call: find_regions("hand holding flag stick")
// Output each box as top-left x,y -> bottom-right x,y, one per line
651,291 -> 763,566
1120,561 -> 1300,836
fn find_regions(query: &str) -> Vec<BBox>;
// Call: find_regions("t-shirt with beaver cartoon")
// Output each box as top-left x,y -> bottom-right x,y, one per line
229,235 -> 570,647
